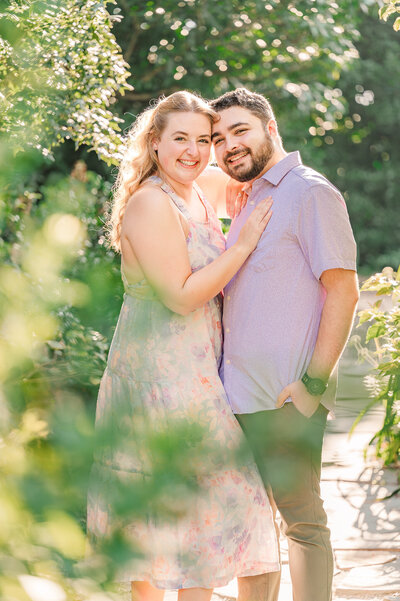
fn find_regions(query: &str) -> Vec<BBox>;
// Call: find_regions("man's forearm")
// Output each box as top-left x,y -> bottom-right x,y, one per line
307,270 -> 359,381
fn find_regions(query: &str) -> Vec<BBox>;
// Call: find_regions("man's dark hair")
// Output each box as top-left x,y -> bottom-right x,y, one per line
210,88 -> 275,125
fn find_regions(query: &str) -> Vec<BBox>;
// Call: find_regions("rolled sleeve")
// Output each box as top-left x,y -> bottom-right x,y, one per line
294,184 -> 357,280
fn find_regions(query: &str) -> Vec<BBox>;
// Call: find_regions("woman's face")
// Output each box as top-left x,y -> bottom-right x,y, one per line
154,111 -> 212,185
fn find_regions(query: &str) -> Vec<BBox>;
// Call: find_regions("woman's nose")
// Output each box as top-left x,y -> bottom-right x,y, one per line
186,140 -> 199,156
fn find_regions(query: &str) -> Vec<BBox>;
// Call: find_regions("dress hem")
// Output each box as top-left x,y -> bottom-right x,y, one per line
118,562 -> 281,589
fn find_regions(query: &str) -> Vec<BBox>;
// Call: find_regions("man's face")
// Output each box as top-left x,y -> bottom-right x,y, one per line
212,106 -> 274,182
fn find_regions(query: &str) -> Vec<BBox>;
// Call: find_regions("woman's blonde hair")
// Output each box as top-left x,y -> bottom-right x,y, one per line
108,91 -> 217,252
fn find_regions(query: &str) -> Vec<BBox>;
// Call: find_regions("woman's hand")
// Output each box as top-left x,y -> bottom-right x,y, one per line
226,179 -> 252,218
235,196 -> 273,255
122,185 -> 272,316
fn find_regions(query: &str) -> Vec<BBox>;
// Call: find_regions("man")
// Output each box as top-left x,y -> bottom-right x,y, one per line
210,88 -> 359,601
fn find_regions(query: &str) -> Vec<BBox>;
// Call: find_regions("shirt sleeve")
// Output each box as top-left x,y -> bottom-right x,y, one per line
294,183 -> 357,280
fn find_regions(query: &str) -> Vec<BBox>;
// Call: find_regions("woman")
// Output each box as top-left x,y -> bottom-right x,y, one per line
87,91 -> 279,601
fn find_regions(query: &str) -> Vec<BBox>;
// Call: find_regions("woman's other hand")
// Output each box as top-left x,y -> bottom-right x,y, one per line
226,180 -> 252,218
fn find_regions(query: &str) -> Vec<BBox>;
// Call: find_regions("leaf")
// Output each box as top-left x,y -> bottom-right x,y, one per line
358,309 -> 374,325
366,322 -> 386,342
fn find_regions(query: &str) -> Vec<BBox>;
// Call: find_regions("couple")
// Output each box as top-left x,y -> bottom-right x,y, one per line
87,88 -> 359,601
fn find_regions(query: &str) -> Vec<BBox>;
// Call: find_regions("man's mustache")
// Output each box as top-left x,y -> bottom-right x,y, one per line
224,149 -> 250,163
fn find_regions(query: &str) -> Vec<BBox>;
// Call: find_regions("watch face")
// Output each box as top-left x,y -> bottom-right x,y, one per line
309,379 -> 327,395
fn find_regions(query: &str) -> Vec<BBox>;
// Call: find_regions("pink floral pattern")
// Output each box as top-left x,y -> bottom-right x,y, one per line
87,177 -> 279,588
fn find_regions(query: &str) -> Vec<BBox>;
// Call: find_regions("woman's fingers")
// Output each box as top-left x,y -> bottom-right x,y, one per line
254,196 -> 273,219
261,208 -> 273,226
233,192 -> 243,218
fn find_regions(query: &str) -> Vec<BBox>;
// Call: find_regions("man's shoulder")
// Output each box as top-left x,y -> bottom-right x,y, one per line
290,163 -> 342,197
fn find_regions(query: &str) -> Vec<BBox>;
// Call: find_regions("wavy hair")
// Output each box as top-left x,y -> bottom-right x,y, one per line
108,91 -> 217,252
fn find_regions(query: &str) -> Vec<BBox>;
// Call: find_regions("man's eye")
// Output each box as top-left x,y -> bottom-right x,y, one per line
235,129 -> 247,135
214,138 -> 223,145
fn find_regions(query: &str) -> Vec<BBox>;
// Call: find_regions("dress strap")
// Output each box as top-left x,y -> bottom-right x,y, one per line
193,181 -> 214,223
147,175 -> 193,221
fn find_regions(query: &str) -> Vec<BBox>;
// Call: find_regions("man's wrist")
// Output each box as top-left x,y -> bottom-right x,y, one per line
301,371 -> 328,396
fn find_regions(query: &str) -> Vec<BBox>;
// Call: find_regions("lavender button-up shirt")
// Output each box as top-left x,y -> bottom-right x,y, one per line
220,151 -> 357,413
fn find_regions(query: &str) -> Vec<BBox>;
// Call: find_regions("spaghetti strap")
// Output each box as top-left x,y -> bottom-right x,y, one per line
148,175 -> 209,225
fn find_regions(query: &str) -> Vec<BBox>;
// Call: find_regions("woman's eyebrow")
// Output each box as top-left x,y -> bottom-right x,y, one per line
171,131 -> 211,138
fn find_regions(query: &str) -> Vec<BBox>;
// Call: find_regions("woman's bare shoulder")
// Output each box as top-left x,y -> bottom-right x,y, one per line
122,182 -> 177,225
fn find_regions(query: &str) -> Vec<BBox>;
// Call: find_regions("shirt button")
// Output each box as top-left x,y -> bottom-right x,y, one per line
226,295 -> 231,300
249,201 -> 254,205
226,327 -> 230,333
226,359 -> 231,364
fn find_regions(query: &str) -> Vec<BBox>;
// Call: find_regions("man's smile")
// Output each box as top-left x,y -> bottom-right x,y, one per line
226,150 -> 249,165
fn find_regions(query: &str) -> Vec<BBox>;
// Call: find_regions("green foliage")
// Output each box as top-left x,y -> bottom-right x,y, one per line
0,0 -> 132,163
354,266 -> 400,466
115,0 -> 369,143
379,0 -> 400,30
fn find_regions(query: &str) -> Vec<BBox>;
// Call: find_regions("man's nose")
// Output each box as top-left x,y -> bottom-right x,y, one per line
225,135 -> 239,152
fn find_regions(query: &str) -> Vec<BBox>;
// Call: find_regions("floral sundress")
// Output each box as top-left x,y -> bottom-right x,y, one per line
87,176 -> 279,588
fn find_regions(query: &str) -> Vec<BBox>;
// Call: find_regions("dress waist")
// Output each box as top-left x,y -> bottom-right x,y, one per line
124,279 -> 158,301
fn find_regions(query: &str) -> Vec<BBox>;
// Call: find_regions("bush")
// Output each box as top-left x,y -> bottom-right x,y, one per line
354,266 -> 400,467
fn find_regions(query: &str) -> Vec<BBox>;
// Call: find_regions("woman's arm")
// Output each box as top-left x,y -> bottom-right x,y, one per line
196,166 -> 230,217
196,166 -> 248,218
121,186 -> 272,315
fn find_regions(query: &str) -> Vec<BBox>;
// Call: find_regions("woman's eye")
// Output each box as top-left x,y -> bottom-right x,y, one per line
175,136 -> 185,141
199,138 -> 210,144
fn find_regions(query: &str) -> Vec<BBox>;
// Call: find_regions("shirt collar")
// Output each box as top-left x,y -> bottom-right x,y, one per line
260,151 -> 302,186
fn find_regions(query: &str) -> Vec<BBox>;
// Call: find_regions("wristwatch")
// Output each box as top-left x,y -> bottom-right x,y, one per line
301,371 -> 328,396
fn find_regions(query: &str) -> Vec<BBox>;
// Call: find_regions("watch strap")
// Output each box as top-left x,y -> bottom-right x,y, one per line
301,371 -> 328,396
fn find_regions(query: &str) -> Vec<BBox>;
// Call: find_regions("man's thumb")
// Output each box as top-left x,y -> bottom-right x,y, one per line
276,387 -> 290,408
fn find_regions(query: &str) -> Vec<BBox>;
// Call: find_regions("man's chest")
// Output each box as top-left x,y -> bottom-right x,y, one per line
227,189 -> 299,268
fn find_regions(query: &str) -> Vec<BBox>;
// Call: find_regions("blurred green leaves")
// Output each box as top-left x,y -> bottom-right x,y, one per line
115,0 -> 367,138
354,266 -> 400,466
0,0 -> 132,164
379,0 -> 400,31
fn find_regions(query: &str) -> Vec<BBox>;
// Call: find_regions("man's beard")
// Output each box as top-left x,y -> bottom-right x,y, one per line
223,133 -> 274,182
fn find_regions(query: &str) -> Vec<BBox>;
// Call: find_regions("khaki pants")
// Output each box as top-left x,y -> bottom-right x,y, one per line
237,403 -> 333,601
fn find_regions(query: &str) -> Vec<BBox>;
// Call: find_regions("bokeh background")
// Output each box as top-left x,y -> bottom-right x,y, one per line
0,1 -> 399,600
